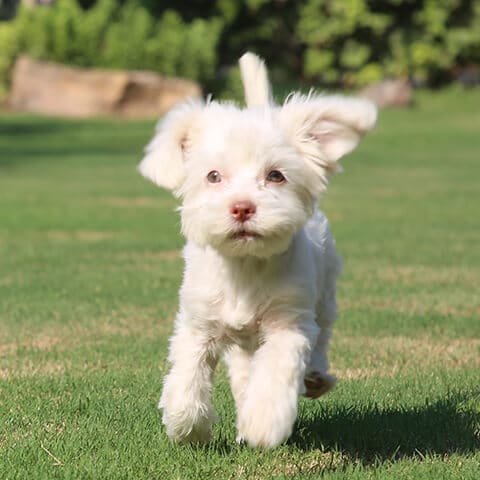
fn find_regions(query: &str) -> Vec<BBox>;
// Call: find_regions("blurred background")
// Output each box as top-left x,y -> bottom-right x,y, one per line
1,0 -> 480,115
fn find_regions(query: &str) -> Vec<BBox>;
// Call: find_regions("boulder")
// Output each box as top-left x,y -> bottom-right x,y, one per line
454,66 -> 480,87
359,79 -> 413,108
8,56 -> 202,118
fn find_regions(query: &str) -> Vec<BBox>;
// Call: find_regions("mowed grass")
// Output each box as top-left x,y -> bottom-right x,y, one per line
1,87 -> 479,479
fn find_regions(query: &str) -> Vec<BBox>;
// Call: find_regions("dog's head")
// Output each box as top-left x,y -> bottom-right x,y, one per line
139,53 -> 376,258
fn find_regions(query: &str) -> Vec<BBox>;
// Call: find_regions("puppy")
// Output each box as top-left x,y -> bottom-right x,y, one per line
139,53 -> 376,448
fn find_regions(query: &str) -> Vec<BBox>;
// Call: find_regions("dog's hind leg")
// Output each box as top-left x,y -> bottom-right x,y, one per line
304,251 -> 341,399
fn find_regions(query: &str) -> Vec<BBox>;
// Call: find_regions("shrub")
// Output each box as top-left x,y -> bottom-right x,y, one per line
0,0 -> 223,100
1,0 -> 480,102
298,0 -> 480,87
0,18 -> 18,98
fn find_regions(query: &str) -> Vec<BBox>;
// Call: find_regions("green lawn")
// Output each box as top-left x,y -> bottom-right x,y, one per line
1,88 -> 479,479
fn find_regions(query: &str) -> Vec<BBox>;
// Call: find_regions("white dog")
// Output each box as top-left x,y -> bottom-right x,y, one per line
139,53 -> 376,448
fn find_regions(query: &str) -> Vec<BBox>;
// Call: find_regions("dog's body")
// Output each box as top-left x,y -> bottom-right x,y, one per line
140,53 -> 376,448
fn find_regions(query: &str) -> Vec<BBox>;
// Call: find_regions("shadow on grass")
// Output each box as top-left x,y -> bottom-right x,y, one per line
0,118 -> 71,136
0,116 -> 144,170
291,393 -> 480,461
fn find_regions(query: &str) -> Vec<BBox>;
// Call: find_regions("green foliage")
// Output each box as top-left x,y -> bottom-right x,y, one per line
216,65 -> 245,104
299,0 -> 480,87
1,0 -> 480,101
0,0 -> 222,100
0,20 -> 18,99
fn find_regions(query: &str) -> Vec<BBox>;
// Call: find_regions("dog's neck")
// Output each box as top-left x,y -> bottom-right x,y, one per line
207,237 -> 296,284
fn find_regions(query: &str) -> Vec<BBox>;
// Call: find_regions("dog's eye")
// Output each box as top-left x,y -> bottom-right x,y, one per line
206,170 -> 222,183
266,170 -> 286,183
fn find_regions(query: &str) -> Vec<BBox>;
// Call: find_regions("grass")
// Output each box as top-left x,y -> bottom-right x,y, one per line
0,87 -> 479,479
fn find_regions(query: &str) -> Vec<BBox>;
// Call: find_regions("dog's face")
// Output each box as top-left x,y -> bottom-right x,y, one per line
140,95 -> 376,257
172,105 -> 319,258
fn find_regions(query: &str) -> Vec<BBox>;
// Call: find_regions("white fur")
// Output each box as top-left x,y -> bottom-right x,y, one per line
140,53 -> 376,448
239,52 -> 272,107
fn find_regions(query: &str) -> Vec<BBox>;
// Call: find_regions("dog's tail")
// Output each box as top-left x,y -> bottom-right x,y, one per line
239,52 -> 272,108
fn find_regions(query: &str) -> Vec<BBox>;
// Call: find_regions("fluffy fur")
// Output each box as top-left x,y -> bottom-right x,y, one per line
139,53 -> 376,448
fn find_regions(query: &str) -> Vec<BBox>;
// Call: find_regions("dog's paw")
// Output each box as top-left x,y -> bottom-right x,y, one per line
162,408 -> 214,444
303,371 -> 337,399
159,392 -> 216,444
174,422 -> 213,445
235,434 -> 246,445
237,395 -> 297,448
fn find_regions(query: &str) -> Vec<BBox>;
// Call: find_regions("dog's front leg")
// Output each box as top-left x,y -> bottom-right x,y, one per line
159,320 -> 219,444
237,320 -> 318,448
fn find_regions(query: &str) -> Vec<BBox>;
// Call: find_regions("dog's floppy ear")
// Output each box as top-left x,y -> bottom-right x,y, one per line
138,100 -> 203,192
278,94 -> 377,189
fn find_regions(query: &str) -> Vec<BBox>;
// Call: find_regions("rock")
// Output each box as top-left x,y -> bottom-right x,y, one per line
359,79 -> 413,108
454,66 -> 480,87
8,56 -> 202,118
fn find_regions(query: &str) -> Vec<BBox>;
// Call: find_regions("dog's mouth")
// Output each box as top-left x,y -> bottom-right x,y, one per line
229,229 -> 261,241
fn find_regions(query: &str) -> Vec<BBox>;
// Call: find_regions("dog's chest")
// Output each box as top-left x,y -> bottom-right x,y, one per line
220,285 -> 262,329
218,287 -> 263,349
182,242 -> 314,347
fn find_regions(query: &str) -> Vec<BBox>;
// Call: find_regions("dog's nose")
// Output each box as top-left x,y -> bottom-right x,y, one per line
230,201 -> 256,222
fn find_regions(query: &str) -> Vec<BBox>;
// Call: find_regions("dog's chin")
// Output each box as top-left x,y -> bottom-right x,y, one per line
229,229 -> 262,241
210,229 -> 294,258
